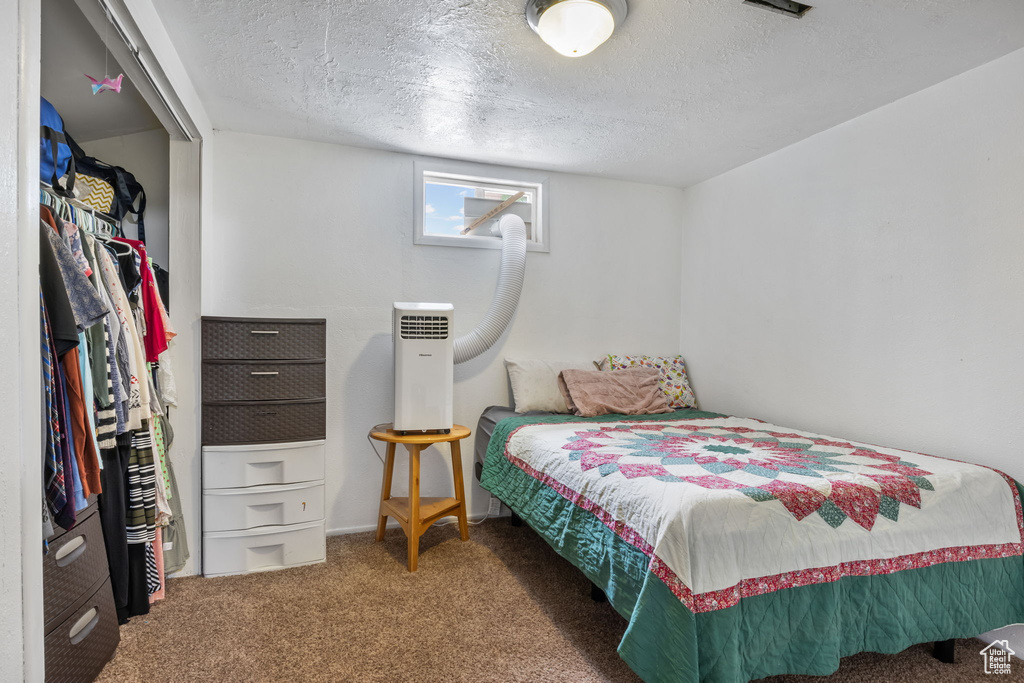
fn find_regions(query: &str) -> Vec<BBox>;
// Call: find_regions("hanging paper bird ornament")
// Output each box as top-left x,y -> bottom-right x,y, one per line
84,73 -> 123,95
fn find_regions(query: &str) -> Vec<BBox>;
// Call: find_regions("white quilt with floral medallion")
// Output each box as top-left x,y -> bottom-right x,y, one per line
502,414 -> 1023,613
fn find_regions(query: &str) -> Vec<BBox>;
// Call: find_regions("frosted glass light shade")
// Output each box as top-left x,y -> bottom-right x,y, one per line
537,0 -> 616,57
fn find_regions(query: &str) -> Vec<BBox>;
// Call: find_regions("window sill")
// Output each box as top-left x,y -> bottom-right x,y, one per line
414,233 -> 549,252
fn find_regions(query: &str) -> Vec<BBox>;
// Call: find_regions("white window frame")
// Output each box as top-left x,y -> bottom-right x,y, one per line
414,158 -> 550,252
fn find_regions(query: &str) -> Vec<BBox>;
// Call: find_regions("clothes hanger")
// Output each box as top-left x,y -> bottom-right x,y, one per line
105,237 -> 134,256
91,221 -> 113,242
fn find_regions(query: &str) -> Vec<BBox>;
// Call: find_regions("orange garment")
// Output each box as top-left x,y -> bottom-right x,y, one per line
40,205 -> 57,231
62,347 -> 102,497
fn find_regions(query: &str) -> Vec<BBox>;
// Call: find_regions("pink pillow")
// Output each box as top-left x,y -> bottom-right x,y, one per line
599,355 -> 697,409
557,367 -> 671,418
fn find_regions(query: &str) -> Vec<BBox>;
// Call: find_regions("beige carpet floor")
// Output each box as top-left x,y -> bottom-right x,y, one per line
99,519 -> 1017,682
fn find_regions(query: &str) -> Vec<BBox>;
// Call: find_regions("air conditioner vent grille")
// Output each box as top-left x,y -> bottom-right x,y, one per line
743,0 -> 812,18
400,315 -> 449,340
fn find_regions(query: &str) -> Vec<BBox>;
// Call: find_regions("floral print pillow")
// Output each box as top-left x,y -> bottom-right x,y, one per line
601,355 -> 697,409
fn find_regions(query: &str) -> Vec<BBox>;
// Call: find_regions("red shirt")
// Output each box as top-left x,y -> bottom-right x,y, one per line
114,238 -> 168,362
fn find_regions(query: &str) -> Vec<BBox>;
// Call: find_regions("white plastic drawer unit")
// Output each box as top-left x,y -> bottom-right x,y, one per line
202,440 -> 325,489
203,481 -> 325,533
202,520 -> 326,577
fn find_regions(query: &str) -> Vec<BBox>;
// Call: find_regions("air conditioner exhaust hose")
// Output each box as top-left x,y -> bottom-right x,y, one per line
453,214 -> 527,364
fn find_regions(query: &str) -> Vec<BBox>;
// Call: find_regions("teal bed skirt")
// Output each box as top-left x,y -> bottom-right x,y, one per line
480,411 -> 1024,682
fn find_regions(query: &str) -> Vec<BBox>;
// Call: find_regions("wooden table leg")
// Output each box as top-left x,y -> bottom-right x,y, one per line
450,440 -> 470,542
407,444 -> 421,572
376,442 -> 396,541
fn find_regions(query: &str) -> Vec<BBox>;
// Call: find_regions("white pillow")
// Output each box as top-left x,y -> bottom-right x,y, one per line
505,359 -> 593,413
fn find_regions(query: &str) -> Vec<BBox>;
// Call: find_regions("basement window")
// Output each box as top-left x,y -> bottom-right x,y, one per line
414,159 -> 549,252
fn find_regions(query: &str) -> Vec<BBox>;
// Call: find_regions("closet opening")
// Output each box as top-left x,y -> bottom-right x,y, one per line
34,0 -> 204,679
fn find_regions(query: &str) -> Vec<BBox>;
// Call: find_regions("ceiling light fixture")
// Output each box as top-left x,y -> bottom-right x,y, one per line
526,0 -> 627,58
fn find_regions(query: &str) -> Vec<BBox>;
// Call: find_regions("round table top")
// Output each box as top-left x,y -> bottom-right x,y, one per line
368,424 -> 471,444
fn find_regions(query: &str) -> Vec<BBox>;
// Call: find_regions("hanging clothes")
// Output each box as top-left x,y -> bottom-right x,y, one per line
119,543 -> 151,623
93,243 -> 132,430
40,294 -> 68,525
61,345 -> 102,498
59,371 -> 88,514
79,234 -> 111,409
125,424 -> 157,545
92,332 -> 119,450
147,533 -> 164,601
38,179 -> 184,626
103,322 -> 128,436
95,243 -> 147,431
41,208 -> 107,333
39,183 -> 182,624
158,415 -> 190,575
99,432 -> 130,613
40,220 -> 80,357
113,237 -> 171,361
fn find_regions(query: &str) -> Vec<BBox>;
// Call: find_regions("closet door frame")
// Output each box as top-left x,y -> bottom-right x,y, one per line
10,0 -> 210,677
6,0 -> 44,679
167,136 -> 204,579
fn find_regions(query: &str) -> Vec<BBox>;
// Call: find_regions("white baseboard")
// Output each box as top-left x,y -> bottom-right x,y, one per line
171,512 -> 510,579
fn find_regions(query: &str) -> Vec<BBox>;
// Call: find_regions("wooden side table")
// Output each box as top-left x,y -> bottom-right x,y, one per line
370,424 -> 472,572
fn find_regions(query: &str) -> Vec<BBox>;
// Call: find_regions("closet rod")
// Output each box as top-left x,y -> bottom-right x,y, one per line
93,0 -> 195,142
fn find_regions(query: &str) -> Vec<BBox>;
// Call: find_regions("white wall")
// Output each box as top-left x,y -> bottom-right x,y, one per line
82,128 -> 171,268
679,47 -> 1024,648
202,130 -> 683,536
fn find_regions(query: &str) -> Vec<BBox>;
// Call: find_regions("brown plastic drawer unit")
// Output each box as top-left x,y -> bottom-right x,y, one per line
201,316 -> 328,576
44,577 -> 120,683
202,399 -> 327,445
202,360 -> 326,402
43,509 -> 109,632
202,317 -> 326,361
45,498 -> 96,544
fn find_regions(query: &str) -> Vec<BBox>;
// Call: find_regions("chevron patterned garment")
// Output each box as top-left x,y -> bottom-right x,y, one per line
480,410 -> 1024,683
75,172 -> 115,213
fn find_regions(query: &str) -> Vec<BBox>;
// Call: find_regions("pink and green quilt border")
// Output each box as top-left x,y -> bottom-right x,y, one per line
480,410 -> 1024,682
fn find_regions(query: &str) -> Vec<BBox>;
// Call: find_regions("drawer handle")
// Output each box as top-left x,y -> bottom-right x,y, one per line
256,411 -> 278,416
250,330 -> 280,335
249,460 -> 284,469
68,607 -> 99,645
250,371 -> 280,376
55,535 -> 87,567
249,503 -> 283,512
251,544 -> 284,554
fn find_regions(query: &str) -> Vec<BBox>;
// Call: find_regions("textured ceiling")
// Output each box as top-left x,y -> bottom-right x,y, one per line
40,0 -> 162,142
155,0 -> 1024,187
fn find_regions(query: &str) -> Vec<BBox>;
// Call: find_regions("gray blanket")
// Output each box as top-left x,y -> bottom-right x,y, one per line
473,406 -> 553,480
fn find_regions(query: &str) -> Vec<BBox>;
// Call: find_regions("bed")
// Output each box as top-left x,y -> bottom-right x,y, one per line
477,407 -> 1024,683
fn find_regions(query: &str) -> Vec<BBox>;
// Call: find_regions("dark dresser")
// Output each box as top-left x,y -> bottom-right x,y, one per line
43,501 -> 120,682
200,317 -> 327,576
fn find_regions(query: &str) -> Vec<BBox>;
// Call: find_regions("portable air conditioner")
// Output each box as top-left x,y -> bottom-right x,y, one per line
393,302 -> 454,434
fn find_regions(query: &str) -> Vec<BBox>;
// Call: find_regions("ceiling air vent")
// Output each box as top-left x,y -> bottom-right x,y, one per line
743,0 -> 813,18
